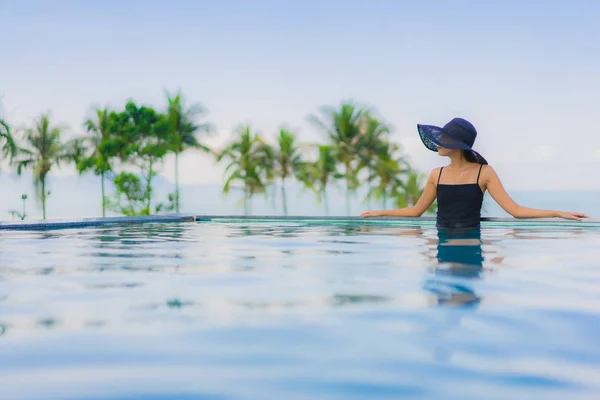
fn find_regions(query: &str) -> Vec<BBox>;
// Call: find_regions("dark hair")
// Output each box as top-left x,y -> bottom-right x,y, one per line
463,150 -> 487,164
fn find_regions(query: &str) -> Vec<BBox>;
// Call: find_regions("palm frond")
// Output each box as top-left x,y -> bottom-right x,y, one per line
0,119 -> 17,160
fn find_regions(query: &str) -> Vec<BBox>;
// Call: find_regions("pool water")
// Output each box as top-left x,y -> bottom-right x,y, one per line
1,221 -> 599,399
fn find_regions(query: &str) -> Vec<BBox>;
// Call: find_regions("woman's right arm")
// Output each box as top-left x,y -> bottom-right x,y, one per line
360,169 -> 438,218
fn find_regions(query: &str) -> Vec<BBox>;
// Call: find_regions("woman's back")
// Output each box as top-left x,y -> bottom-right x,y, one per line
436,163 -> 484,229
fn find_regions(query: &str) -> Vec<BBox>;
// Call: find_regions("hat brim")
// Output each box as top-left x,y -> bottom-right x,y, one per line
417,124 -> 488,164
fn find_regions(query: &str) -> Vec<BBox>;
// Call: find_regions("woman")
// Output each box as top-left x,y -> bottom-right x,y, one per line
360,117 -> 589,228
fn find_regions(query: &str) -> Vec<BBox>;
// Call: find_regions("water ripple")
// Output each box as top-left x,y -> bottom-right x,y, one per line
0,222 -> 599,399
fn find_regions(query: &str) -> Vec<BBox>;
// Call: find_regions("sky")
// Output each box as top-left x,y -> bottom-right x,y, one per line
1,0 -> 600,191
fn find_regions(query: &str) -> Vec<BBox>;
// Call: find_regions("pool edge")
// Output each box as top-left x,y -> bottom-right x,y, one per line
0,214 -> 197,231
1,214 -> 598,230
196,215 -> 600,228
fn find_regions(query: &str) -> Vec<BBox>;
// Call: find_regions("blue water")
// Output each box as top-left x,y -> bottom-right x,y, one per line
1,221 -> 600,399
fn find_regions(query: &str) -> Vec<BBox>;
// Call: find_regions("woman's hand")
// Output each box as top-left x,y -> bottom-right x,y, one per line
555,211 -> 590,221
360,210 -> 383,218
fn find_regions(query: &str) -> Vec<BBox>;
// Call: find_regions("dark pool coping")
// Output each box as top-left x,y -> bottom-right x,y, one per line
0,214 -> 197,231
0,214 -> 599,231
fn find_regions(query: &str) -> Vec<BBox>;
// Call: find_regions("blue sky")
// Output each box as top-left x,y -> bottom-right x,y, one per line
2,0 -> 600,190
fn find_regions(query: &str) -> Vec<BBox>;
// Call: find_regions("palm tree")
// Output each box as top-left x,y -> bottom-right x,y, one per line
394,168 -> 436,214
216,126 -> 274,215
166,91 -> 212,213
74,108 -> 119,217
274,128 -> 305,215
310,101 -> 366,215
366,142 -> 409,209
299,145 -> 341,216
118,101 -> 171,214
14,113 -> 67,219
0,119 -> 17,168
353,114 -> 397,207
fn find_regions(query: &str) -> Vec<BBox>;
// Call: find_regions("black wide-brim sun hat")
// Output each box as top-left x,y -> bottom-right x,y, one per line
417,117 -> 488,165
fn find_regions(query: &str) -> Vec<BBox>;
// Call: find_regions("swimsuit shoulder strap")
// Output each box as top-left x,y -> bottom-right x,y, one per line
476,164 -> 483,184
437,167 -> 444,186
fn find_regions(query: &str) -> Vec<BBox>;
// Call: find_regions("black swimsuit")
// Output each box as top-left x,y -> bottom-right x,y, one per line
436,164 -> 484,229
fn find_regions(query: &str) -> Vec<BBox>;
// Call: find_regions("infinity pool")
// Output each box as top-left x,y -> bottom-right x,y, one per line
1,220 -> 599,399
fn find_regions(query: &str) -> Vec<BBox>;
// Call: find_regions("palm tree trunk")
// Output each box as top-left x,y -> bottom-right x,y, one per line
146,162 -> 153,215
345,163 -> 351,216
367,171 -> 373,208
41,176 -> 47,220
323,189 -> 329,216
281,179 -> 288,216
175,151 -> 180,213
270,184 -> 277,212
101,171 -> 106,218
382,192 -> 387,210
243,187 -> 249,216
247,191 -> 252,215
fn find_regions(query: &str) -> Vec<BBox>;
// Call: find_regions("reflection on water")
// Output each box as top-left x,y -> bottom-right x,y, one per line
332,294 -> 391,306
426,228 -> 485,308
166,298 -> 194,309
37,318 -> 58,328
0,222 -> 600,399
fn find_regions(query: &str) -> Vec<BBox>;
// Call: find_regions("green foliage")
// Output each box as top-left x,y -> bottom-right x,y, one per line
310,101 -> 371,214
165,91 -> 213,213
113,101 -> 171,213
298,144 -> 343,215
353,114 -> 408,209
0,119 -> 17,165
76,108 -> 123,217
79,108 -> 121,175
107,172 -> 176,216
166,91 -> 212,154
4,96 -> 433,219
14,113 -> 68,219
309,102 -> 431,215
120,101 -> 171,162
364,142 -> 410,209
275,129 -> 303,179
310,101 -> 366,188
394,169 -> 437,214
155,192 -> 177,214
273,128 -> 305,215
107,172 -> 150,216
217,126 -> 274,215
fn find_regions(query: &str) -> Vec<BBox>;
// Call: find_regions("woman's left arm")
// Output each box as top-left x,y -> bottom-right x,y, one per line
483,165 -> 589,221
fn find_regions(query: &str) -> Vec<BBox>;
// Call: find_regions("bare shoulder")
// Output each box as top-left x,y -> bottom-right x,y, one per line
427,167 -> 442,183
430,167 -> 442,176
479,164 -> 499,183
